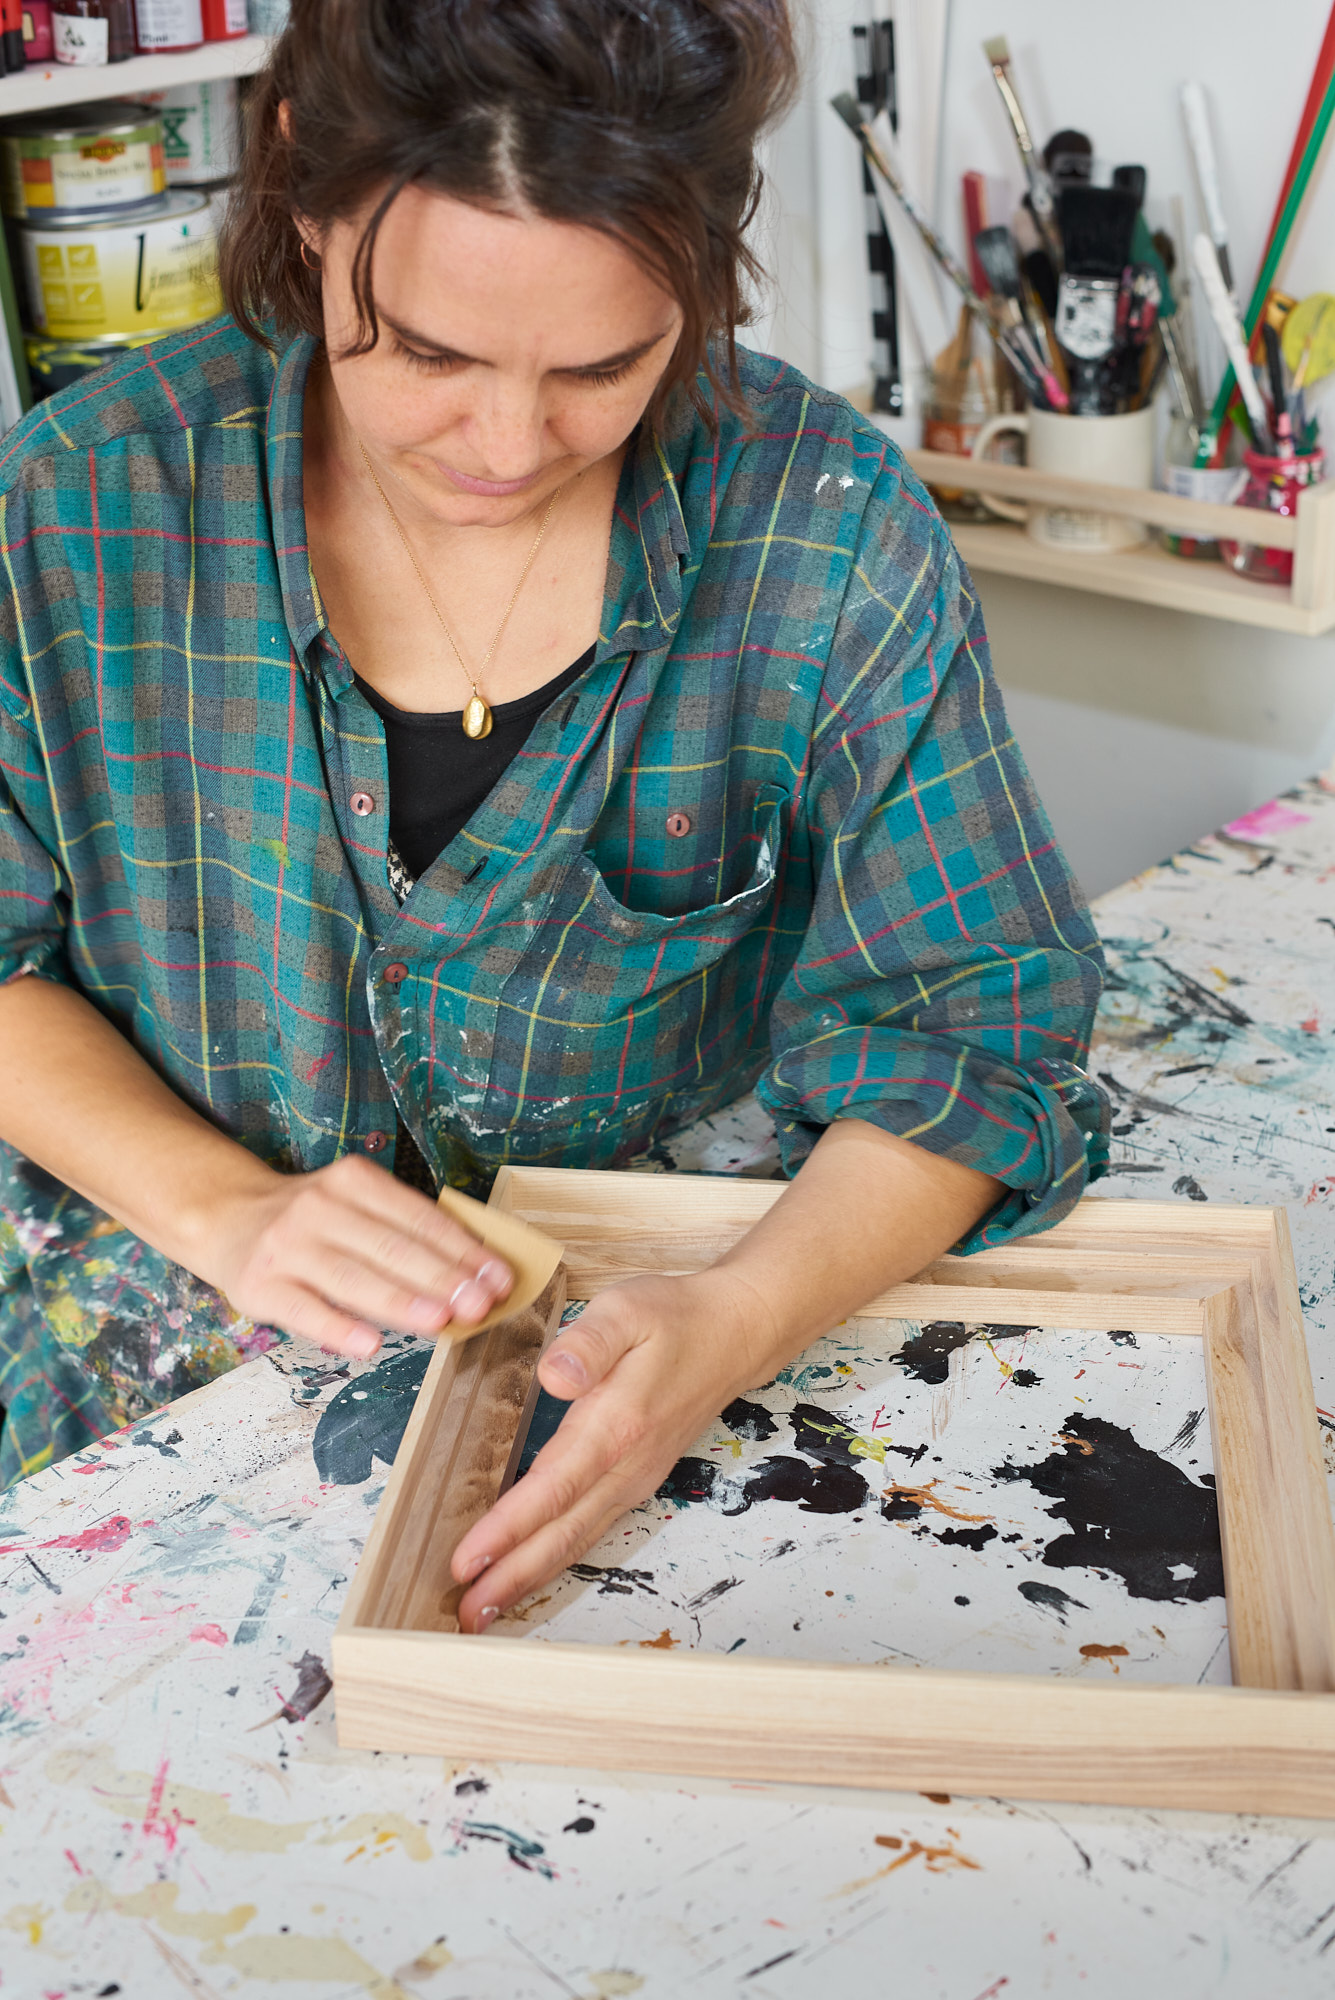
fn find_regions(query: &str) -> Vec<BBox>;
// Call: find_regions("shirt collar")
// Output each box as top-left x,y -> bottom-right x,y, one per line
265,330 -> 695,668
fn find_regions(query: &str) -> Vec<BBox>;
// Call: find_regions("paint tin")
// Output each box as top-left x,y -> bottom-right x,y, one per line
139,78 -> 237,183
24,326 -> 168,400
1,101 -> 165,220
20,190 -> 221,339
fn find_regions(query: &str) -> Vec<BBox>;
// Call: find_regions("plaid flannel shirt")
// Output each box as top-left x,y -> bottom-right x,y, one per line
0,317 -> 1107,1482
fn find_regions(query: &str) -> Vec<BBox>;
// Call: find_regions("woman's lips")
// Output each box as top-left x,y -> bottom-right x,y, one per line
432,461 -> 544,498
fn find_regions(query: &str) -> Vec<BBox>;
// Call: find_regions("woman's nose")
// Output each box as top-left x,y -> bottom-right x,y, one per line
464,377 -> 546,481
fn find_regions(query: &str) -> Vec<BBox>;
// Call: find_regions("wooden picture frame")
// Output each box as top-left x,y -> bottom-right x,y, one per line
333,1169 -> 1335,1818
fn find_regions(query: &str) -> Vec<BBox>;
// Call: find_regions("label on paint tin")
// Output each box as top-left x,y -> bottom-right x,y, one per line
1,113 -> 166,220
133,0 -> 202,47
52,11 -> 107,61
140,80 -> 238,183
21,196 -> 222,339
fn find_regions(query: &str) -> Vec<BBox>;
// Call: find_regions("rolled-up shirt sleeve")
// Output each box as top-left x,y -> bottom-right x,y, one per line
756,460 -> 1109,1252
0,697 -> 70,989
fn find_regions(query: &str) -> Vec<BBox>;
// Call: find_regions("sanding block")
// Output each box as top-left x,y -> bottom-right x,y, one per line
435,1183 -> 564,1337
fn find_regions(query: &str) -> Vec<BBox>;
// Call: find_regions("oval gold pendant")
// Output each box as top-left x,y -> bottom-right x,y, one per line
462,696 -> 493,741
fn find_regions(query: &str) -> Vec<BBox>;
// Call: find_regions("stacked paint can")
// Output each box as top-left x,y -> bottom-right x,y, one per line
0,90 -> 234,403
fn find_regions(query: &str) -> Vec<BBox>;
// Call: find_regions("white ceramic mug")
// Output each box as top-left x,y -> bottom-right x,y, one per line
969,405 -> 1156,552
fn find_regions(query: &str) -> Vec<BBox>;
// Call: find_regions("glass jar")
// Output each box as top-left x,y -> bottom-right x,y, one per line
1219,445 -> 1326,585
1159,414 -> 1246,561
922,367 -> 1002,522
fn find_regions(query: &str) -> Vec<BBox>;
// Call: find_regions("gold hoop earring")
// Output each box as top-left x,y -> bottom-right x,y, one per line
300,241 -> 321,272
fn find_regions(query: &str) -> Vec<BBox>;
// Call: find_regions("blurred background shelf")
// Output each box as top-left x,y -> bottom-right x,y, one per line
905,445 -> 1335,637
948,520 -> 1335,636
0,35 -> 271,116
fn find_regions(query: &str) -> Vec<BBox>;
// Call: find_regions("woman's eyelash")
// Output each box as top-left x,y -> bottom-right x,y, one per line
570,362 -> 636,388
391,338 -> 635,389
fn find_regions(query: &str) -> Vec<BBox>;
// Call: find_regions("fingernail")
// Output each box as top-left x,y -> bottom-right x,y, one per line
546,1347 -> 588,1389
475,1605 -> 499,1633
348,1329 -> 381,1358
460,1553 -> 492,1583
449,1279 -> 491,1322
476,1259 -> 512,1296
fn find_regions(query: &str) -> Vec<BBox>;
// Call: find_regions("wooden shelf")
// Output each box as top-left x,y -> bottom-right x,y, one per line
950,520 -> 1335,636
903,446 -> 1335,638
0,35 -> 271,116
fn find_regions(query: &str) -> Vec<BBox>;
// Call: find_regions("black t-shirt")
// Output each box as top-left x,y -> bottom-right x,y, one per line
355,646 -> 594,882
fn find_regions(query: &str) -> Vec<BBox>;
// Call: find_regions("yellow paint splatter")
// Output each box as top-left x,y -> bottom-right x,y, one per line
316,1812 -> 431,1862
830,1834 -> 983,1896
65,1879 -> 255,1944
395,1939 -> 454,1979
585,1976 -> 645,1998
47,1744 -> 316,1853
200,1930 -> 410,1997
2,1901 -> 50,1947
81,1257 -> 121,1279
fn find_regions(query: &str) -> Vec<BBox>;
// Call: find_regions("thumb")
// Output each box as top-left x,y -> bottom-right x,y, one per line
538,1294 -> 641,1401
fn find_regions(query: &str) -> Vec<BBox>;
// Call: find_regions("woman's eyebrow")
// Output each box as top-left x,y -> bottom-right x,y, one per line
380,315 -> 669,374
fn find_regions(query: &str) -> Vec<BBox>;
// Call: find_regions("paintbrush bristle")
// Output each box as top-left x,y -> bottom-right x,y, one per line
973,226 -> 1022,301
982,34 -> 1010,66
829,92 -> 865,137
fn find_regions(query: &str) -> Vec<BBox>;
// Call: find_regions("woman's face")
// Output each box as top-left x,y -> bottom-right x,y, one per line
314,185 -> 685,527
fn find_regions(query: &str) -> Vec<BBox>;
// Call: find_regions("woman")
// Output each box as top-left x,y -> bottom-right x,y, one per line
0,0 -> 1106,1629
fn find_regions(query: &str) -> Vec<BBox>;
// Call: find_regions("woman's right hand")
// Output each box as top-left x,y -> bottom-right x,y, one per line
196,1154 -> 513,1359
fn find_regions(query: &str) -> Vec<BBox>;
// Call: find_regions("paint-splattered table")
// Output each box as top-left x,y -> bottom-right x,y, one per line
3,773 -> 1335,1999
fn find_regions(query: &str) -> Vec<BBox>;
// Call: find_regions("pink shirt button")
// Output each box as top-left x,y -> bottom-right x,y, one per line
350,791 -> 375,817
666,811 -> 692,838
363,1130 -> 387,1154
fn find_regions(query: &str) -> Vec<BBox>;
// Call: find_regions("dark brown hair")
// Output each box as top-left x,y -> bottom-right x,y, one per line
220,0 -> 798,424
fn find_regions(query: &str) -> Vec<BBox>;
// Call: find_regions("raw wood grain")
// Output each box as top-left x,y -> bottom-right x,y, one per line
334,1170 -> 1335,1814
340,1272 -> 566,1635
332,1630 -> 1335,1819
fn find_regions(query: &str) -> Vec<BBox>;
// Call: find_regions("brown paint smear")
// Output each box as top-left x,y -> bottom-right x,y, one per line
1080,1643 -> 1129,1671
880,1480 -> 993,1523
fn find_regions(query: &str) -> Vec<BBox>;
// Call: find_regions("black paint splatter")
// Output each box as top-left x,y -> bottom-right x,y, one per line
994,1413 -> 1224,1602
738,1456 -> 866,1514
311,1346 -> 431,1484
721,1397 -> 779,1442
1172,1174 -> 1208,1202
787,1403 -> 867,1467
656,1452 -> 865,1515
133,1425 -> 183,1459
1009,1369 -> 1040,1389
893,1322 -> 972,1386
563,1816 -> 596,1834
568,1563 -> 658,1597
880,1489 -> 924,1523
1108,1330 -> 1138,1348
277,1650 -> 332,1723
936,1524 -> 998,1552
1018,1580 -> 1089,1623
1168,1409 -> 1204,1452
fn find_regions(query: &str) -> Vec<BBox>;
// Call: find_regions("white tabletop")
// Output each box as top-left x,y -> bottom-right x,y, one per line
2,774 -> 1333,1998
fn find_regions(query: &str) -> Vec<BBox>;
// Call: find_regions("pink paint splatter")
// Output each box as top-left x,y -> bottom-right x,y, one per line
0,1514 -> 143,1557
189,1624 -> 228,1647
305,1052 -> 335,1082
138,1756 -> 192,1855
1224,801 -> 1311,842
1302,1015 -> 1319,1034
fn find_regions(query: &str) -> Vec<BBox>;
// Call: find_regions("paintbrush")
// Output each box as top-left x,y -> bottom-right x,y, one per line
1192,232 -> 1271,446
981,35 -> 1063,268
1181,83 -> 1235,296
1262,321 -> 1294,456
828,93 -> 1052,408
1055,185 -> 1139,413
973,225 -> 1069,409
1044,128 -> 1093,186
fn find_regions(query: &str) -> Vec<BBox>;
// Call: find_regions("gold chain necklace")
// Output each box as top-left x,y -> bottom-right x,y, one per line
357,437 -> 568,741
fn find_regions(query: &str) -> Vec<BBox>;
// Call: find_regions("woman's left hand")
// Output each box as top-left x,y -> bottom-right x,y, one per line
451,1267 -> 774,1632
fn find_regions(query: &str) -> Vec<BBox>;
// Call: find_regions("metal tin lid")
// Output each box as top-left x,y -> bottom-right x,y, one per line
18,188 -> 211,233
2,100 -> 160,142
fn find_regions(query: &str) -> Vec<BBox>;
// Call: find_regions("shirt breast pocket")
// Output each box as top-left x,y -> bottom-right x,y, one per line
474,794 -> 786,1156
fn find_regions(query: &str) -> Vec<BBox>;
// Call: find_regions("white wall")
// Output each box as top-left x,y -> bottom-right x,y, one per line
759,0 -> 1335,896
